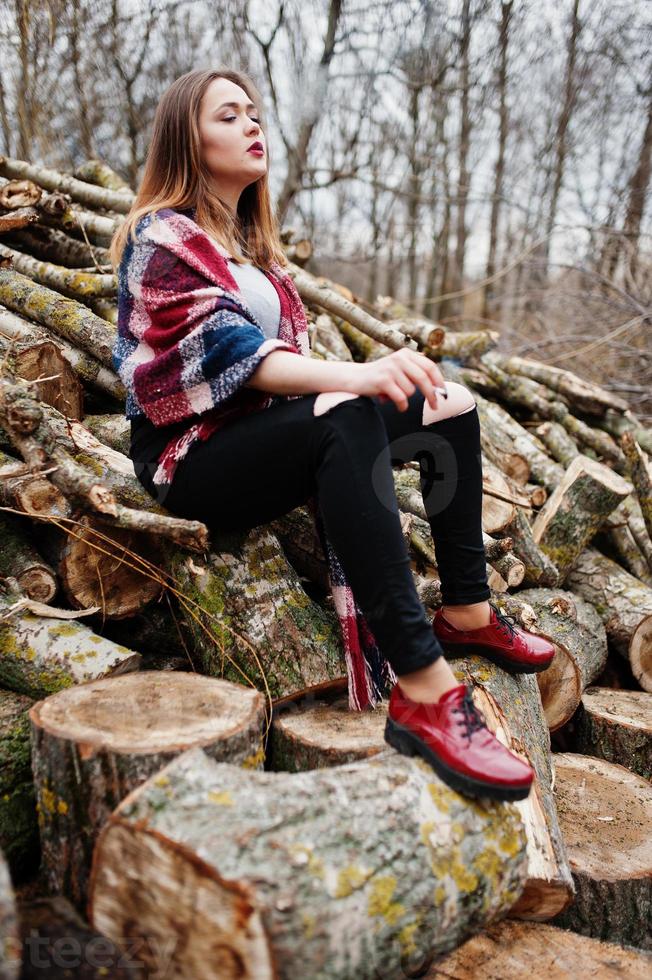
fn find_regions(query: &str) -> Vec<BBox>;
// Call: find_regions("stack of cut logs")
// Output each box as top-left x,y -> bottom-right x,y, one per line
0,154 -> 651,979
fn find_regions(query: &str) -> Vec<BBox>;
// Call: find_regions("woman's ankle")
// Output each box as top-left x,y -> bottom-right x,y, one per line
441,601 -> 491,631
397,657 -> 459,704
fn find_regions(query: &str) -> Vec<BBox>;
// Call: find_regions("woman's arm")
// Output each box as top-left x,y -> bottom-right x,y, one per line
244,349 -> 359,396
245,348 -> 447,413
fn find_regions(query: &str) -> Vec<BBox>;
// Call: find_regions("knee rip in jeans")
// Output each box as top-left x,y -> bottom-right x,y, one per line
422,381 -> 476,426
313,391 -> 361,417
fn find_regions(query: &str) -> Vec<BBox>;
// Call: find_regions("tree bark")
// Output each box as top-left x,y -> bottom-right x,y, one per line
0,268 -> 115,368
167,526 -> 347,700
517,588 -> 608,732
0,583 -> 141,698
0,513 -> 57,603
0,688 -> 38,880
532,454 -> 631,581
551,753 -> 652,949
0,155 -> 134,214
0,305 -> 124,401
449,657 -> 574,920
89,746 -> 527,979
30,672 -> 266,911
566,548 -> 652,692
575,687 -> 652,781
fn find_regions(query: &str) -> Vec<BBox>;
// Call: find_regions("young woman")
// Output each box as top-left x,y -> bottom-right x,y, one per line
111,67 -> 555,802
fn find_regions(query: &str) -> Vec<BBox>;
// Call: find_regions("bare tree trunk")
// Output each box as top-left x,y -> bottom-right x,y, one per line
276,0 -> 343,223
453,0 -> 472,308
483,1 -> 513,319
605,69 -> 652,280
542,0 -> 582,273
69,0 -> 95,160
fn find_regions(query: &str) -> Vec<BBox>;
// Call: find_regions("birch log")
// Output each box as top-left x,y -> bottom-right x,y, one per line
516,588 -> 608,732
532,455 -> 631,581
551,753 -> 652,949
566,548 -> 652,692
575,687 -> 652,780
89,746 -> 527,979
30,672 -> 267,911
0,584 -> 141,697
0,513 -> 57,603
450,656 -> 574,920
168,527 -> 347,699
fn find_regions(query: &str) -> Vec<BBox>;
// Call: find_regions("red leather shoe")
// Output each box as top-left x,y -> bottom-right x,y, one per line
432,605 -> 555,674
385,681 -> 534,800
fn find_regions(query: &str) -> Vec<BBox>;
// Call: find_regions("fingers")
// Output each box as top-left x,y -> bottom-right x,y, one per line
393,350 -> 444,410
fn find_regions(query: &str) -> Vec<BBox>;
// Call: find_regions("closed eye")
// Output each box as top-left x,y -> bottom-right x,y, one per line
224,115 -> 260,123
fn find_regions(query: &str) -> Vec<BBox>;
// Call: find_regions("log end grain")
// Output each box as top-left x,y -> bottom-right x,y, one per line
552,753 -> 652,949
575,687 -> 652,780
29,671 -> 266,760
270,694 -> 387,770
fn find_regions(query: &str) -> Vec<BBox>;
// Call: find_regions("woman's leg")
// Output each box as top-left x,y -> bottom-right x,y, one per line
136,392 -> 443,679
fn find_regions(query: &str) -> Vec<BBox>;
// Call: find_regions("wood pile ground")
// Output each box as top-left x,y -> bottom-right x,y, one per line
0,154 -> 651,977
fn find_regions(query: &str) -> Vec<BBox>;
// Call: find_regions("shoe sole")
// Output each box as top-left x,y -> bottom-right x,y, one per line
438,640 -> 553,675
384,716 -> 531,802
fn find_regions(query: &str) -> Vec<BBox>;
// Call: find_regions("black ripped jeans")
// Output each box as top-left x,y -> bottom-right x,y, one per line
130,391 -> 490,677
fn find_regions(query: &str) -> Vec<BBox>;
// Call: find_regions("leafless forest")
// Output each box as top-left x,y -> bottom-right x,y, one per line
0,0 -> 650,413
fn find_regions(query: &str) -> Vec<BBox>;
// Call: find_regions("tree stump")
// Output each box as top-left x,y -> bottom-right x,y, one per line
0,584 -> 141,698
428,919 -> 652,978
575,687 -> 652,781
29,671 -> 267,911
89,747 -> 527,979
0,689 -> 38,880
451,657 -> 574,920
532,455 -> 631,581
517,588 -> 608,732
169,526 -> 346,699
269,694 -> 387,770
566,548 -> 652,691
551,753 -> 652,948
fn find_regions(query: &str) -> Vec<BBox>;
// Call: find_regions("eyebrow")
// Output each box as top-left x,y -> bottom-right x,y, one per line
214,101 -> 258,112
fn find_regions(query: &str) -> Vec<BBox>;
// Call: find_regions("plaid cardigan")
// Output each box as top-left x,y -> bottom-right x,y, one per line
113,207 -> 396,709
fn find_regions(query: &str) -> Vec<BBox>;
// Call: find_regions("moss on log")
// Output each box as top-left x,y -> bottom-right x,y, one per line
0,584 -> 141,698
168,526 -> 346,700
89,746 -> 527,979
0,689 -> 38,880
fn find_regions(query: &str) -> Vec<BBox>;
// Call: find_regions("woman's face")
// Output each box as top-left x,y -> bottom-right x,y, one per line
198,77 -> 267,204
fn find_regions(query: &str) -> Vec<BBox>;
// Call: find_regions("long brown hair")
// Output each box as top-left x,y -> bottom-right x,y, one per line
109,68 -> 287,272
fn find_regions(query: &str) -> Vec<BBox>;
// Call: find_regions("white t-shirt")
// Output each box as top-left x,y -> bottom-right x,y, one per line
227,258 -> 281,340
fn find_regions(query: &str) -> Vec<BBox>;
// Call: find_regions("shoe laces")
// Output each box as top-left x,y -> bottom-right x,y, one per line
489,602 -> 518,643
453,690 -> 487,742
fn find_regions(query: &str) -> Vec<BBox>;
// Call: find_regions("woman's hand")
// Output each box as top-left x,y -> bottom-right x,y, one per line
341,349 -> 447,413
